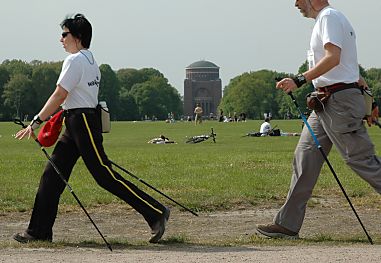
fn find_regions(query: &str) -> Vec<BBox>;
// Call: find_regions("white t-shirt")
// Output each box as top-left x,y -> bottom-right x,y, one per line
57,50 -> 101,110
309,6 -> 359,88
260,121 -> 271,134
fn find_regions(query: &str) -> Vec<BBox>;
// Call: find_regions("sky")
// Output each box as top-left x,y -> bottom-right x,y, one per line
1,0 -> 380,95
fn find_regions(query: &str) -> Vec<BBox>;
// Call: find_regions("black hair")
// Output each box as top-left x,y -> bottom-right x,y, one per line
60,14 -> 92,48
160,135 -> 169,140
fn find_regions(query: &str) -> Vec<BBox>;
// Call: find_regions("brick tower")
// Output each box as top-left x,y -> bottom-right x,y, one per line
183,60 -> 222,118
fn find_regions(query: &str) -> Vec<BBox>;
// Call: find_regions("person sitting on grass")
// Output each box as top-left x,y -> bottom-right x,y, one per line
148,135 -> 176,144
259,117 -> 272,136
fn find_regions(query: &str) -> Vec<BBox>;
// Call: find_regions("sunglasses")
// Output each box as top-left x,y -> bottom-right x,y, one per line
61,32 -> 71,38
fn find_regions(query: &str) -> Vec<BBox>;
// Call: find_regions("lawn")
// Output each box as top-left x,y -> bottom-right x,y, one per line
1,119 -> 380,213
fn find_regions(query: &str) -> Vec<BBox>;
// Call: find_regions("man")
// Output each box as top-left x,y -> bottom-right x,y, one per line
194,103 -> 203,125
259,117 -> 272,136
257,0 -> 381,239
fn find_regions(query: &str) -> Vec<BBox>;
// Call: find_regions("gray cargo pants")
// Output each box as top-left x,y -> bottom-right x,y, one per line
275,88 -> 381,233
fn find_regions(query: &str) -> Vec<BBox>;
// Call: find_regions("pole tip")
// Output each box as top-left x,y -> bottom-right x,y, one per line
107,244 -> 113,251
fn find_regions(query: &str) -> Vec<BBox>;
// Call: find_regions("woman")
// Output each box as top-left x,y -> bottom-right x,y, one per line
14,14 -> 169,244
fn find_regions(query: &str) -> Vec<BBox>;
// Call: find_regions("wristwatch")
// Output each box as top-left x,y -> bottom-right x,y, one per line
30,115 -> 43,130
293,74 -> 307,88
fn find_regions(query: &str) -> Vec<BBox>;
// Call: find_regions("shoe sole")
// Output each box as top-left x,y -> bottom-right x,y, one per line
149,208 -> 170,243
256,228 -> 299,240
13,235 -> 30,243
13,233 -> 52,243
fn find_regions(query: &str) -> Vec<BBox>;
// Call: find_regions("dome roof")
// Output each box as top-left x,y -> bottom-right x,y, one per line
186,60 -> 219,69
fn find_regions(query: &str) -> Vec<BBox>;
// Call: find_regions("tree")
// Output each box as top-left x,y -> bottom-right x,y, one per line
298,60 -> 308,74
117,68 -> 141,93
99,64 -> 120,120
0,66 -> 10,120
365,68 -> 381,106
220,70 -> 281,119
366,68 -> 381,81
32,63 -> 59,108
118,89 -> 139,121
117,68 -> 181,120
1,59 -> 33,78
2,74 -> 34,119
117,67 -> 165,93
130,76 -> 182,120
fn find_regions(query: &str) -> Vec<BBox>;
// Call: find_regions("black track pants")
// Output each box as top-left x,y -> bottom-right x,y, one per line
27,109 -> 166,240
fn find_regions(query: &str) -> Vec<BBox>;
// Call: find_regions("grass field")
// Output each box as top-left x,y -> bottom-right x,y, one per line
1,119 -> 381,214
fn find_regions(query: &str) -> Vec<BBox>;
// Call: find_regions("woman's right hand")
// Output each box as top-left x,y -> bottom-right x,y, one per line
15,125 -> 35,140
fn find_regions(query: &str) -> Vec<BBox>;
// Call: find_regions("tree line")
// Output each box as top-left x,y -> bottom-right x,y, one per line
219,63 -> 381,119
0,59 -> 183,121
0,59 -> 380,121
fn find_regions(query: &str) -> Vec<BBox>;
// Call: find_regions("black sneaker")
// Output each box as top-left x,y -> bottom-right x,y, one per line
256,223 -> 299,239
149,207 -> 170,243
13,232 -> 52,243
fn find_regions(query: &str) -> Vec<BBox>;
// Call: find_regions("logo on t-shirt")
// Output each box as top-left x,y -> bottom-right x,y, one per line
88,76 -> 100,88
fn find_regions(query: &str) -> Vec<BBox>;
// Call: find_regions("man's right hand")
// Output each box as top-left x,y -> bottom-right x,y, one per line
276,78 -> 298,94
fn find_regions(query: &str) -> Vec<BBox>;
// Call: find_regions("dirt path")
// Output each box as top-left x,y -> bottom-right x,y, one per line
1,203 -> 380,262
1,245 -> 381,263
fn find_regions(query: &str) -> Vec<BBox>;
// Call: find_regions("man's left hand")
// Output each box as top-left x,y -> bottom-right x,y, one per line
366,106 -> 379,127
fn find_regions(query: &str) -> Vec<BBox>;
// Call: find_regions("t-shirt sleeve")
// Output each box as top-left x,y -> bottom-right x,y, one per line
320,13 -> 344,49
56,56 -> 82,92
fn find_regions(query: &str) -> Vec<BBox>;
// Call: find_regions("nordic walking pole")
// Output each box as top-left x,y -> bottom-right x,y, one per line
109,160 -> 199,217
14,119 -> 113,251
287,92 -> 373,245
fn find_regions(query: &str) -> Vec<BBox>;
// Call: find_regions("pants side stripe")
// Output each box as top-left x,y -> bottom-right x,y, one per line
81,113 -> 162,214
